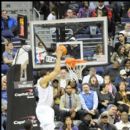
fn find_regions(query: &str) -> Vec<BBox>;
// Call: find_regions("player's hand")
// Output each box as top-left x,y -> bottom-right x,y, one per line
56,47 -> 63,58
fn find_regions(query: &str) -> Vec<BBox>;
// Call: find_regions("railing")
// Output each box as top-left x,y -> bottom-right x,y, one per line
33,8 -> 41,21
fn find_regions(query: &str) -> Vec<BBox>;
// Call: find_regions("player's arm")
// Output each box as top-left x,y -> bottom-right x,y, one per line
39,48 -> 63,88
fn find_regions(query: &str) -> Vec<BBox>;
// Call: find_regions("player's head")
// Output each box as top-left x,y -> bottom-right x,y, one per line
2,10 -> 8,19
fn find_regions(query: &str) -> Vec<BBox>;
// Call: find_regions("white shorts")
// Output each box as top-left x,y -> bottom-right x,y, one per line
36,105 -> 55,130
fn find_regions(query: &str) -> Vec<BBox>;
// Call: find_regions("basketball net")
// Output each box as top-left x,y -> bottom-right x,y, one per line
65,58 -> 86,82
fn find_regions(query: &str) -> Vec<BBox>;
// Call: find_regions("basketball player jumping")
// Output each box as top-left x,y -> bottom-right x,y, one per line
36,47 -> 63,130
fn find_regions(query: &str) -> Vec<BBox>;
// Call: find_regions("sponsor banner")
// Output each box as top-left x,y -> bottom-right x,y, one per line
14,81 -> 33,89
13,115 -> 39,130
7,80 -> 40,130
45,55 -> 56,63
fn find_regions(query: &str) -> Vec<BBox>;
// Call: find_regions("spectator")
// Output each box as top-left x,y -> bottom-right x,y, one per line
122,59 -> 130,78
114,69 -> 130,89
100,104 -> 118,124
23,120 -> 33,130
47,10 -> 56,20
115,112 -> 130,130
65,9 -> 77,19
77,2 -> 91,18
58,68 -> 70,91
1,74 -> 7,130
111,2 -> 123,23
108,36 -> 115,64
114,81 -> 130,113
93,44 -> 105,62
91,1 -> 115,36
67,1 -> 81,14
98,83 -> 115,113
1,10 -> 18,39
1,75 -> 7,104
89,2 -> 97,11
125,44 -> 130,58
114,33 -> 128,52
78,23 -> 102,36
33,1 -> 50,20
121,8 -> 130,24
88,75 -> 100,93
66,74 -> 82,93
95,44 -> 104,55
2,41 -> 17,74
67,80 -> 78,94
120,23 -> 130,37
111,45 -> 127,66
59,84 -> 81,121
49,2 -> 58,19
98,113 -> 117,130
83,67 -> 104,85
104,61 -> 120,83
79,83 -> 99,118
2,41 -> 17,66
56,2 -> 70,19
66,42 -> 81,59
115,106 -> 125,123
91,2 -> 110,18
59,116 -> 78,130
78,113 -> 101,130
122,2 -> 130,18
52,79 -> 63,121
104,75 -> 117,97
127,8 -> 130,18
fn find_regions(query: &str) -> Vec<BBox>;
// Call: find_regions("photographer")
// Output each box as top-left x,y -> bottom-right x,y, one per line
78,113 -> 101,130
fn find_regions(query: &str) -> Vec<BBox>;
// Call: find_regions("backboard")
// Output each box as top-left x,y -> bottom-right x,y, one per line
30,17 -> 108,69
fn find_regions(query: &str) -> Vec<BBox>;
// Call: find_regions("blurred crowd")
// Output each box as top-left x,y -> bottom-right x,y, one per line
1,1 -> 130,130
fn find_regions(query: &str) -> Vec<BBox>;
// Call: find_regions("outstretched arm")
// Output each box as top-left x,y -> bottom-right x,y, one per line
39,48 -> 63,88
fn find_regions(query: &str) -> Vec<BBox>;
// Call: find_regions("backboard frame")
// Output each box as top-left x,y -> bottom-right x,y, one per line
30,17 -> 108,69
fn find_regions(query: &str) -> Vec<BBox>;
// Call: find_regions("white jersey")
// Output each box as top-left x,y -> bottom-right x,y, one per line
36,78 -> 53,107
36,78 -> 55,130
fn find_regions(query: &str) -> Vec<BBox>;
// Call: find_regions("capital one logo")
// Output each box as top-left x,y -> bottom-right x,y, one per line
14,89 -> 34,99
13,115 -> 38,127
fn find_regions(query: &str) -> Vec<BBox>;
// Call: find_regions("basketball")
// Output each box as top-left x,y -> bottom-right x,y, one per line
58,45 -> 67,56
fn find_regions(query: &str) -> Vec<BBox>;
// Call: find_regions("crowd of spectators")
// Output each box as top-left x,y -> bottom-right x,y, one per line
1,1 -> 130,130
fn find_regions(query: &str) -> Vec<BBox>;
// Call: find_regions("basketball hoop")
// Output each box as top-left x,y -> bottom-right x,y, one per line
65,58 -> 86,82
